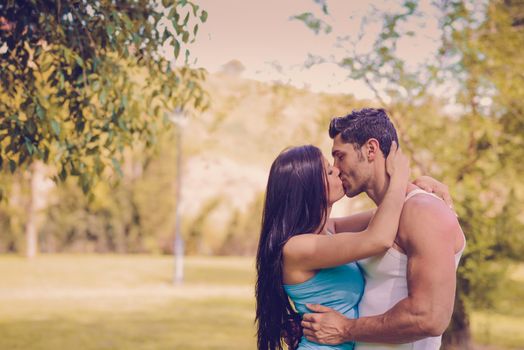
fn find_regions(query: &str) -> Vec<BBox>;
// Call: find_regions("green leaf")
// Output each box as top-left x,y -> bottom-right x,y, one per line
107,24 -> 114,37
75,55 -> 84,68
292,12 -> 331,34
100,89 -> 107,105
112,157 -> 123,177
123,15 -> 133,30
76,120 -> 86,132
191,3 -> 199,16
80,173 -> 90,194
59,167 -> 67,181
86,146 -> 99,155
36,104 -> 45,120
182,31 -> 189,43
40,61 -> 53,73
193,24 -> 199,36
200,10 -> 208,23
50,120 -> 60,136
174,41 -> 180,58
26,118 -> 37,134
24,137 -> 34,155
43,147 -> 50,162
9,159 -> 16,173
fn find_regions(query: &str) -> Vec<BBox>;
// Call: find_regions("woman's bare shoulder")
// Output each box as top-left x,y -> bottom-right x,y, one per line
283,233 -> 318,261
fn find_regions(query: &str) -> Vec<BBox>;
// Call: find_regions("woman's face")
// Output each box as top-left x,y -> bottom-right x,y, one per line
323,157 -> 345,206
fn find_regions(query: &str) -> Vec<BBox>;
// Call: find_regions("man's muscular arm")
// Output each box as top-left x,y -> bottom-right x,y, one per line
302,196 -> 462,344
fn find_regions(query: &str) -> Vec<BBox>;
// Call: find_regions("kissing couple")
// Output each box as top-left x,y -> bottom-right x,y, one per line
256,108 -> 465,350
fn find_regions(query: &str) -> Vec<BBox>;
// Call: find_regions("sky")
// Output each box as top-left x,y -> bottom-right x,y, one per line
186,0 -> 443,99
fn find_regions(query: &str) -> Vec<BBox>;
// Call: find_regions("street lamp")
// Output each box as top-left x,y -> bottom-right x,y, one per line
169,107 -> 187,285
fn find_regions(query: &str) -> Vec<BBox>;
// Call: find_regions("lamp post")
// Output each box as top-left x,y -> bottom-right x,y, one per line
170,107 -> 187,285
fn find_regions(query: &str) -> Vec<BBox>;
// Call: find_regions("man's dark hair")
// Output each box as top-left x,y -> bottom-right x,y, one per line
329,108 -> 399,157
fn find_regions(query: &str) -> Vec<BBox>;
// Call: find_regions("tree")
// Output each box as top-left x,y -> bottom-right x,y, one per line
296,0 -> 524,347
0,0 -> 209,257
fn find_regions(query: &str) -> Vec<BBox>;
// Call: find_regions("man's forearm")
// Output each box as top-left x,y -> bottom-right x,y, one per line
342,298 -> 443,344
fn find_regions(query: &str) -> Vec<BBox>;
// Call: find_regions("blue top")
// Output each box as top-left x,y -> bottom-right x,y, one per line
284,262 -> 365,350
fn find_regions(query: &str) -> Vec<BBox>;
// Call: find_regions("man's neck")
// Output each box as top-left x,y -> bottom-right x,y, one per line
366,169 -> 389,206
366,172 -> 417,206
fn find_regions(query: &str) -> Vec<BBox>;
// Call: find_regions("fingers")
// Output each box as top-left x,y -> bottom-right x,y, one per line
417,183 -> 431,192
301,320 -> 318,331
385,141 -> 398,176
302,313 -> 315,322
303,329 -> 319,342
302,312 -> 322,323
414,176 -> 456,210
442,192 -> 453,207
390,140 -> 398,153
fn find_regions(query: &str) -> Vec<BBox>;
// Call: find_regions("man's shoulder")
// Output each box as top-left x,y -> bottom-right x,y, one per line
401,192 -> 454,221
398,193 -> 459,245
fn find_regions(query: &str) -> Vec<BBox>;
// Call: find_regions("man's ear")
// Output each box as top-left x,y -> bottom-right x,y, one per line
365,138 -> 380,162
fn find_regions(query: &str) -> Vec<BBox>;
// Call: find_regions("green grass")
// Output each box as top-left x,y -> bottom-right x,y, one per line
471,311 -> 524,349
0,255 -> 256,350
470,263 -> 524,349
0,255 -> 523,349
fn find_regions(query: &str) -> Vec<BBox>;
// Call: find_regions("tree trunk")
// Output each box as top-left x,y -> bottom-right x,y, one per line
25,162 -> 39,258
25,161 -> 50,258
443,292 -> 471,350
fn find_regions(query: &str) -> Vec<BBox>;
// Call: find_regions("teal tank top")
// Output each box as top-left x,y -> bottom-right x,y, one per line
284,262 -> 365,350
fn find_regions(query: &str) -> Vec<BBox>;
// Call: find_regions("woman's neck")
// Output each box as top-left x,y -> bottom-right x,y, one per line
315,206 -> 332,235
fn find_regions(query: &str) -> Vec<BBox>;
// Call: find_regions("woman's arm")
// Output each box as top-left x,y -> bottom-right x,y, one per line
330,176 -> 453,233
329,210 -> 376,233
285,142 -> 410,270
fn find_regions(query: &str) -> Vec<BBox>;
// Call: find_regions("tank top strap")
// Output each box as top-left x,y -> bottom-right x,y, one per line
405,188 -> 442,202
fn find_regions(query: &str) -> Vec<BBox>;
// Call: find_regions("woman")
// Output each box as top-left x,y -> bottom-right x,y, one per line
255,143 -> 445,350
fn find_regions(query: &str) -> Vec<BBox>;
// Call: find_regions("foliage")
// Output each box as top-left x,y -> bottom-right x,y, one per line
219,193 -> 264,256
0,171 -> 25,252
33,126 -> 180,254
0,0 -> 208,196
296,0 -> 524,347
184,196 -> 222,254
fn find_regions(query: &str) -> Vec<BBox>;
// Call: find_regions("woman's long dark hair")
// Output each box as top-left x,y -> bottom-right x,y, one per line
255,145 -> 329,350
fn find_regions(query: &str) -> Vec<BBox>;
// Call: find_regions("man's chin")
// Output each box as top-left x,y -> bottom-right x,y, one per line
345,190 -> 359,198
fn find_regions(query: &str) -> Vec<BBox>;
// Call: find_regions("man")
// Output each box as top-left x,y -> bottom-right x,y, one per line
301,108 -> 465,349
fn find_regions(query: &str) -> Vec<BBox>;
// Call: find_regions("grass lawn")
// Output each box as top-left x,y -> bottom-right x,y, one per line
0,255 -> 256,350
470,263 -> 524,349
0,255 -> 523,349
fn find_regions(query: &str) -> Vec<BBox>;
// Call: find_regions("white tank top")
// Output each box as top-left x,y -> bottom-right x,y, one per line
356,189 -> 466,350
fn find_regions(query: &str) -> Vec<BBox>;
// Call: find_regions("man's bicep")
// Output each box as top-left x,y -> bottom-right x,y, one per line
403,203 -> 458,331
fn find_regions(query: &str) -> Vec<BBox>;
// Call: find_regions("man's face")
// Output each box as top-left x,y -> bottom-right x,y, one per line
331,134 -> 370,198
